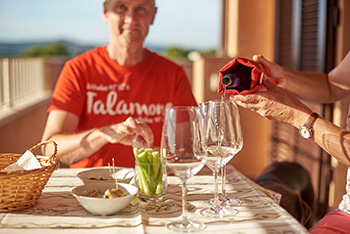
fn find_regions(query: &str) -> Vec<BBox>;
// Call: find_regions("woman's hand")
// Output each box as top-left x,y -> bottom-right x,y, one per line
232,74 -> 313,128
253,55 -> 286,87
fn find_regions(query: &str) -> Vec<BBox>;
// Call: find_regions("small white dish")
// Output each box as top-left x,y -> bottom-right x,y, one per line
77,167 -> 135,184
72,182 -> 138,216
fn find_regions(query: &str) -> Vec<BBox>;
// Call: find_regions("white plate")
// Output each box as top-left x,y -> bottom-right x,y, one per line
72,182 -> 138,216
77,167 -> 135,184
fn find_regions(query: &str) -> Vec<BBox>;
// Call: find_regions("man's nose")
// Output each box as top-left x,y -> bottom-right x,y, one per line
124,9 -> 137,23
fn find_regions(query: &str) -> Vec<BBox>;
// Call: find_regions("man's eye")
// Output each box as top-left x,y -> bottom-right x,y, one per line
113,4 -> 127,13
136,7 -> 147,15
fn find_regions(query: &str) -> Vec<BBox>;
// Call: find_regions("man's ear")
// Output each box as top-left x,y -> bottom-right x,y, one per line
150,7 -> 157,25
102,2 -> 109,23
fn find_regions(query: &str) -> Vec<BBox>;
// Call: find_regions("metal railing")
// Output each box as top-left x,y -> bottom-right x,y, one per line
0,58 -> 45,109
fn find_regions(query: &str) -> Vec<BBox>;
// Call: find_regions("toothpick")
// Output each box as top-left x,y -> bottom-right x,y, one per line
112,158 -> 118,190
108,162 -> 112,175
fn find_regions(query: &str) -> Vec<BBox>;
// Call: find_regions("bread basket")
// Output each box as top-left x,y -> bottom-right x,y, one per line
0,140 -> 59,212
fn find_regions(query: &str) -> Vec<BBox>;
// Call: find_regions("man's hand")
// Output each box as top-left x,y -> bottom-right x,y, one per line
101,117 -> 154,147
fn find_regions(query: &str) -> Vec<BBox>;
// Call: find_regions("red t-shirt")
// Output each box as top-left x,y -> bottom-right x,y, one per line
48,46 -> 197,168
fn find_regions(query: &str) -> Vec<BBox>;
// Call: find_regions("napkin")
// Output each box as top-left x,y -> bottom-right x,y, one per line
218,57 -> 273,96
1,150 -> 42,172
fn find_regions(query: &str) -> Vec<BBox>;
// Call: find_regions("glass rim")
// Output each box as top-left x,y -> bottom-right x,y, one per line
198,99 -> 238,109
135,161 -> 162,165
199,99 -> 232,105
165,105 -> 198,112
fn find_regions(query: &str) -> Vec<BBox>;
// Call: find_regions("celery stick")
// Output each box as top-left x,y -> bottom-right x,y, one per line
135,155 -> 151,187
136,166 -> 145,194
138,148 -> 145,153
136,151 -> 149,164
158,162 -> 163,182
155,163 -> 164,195
146,149 -> 154,177
152,152 -> 160,179
145,148 -> 153,155
155,183 -> 163,195
149,176 -> 156,195
140,163 -> 151,185
136,164 -> 151,195
133,147 -> 139,157
134,148 -> 152,185
161,148 -> 167,160
136,164 -> 144,193
147,152 -> 153,166
133,147 -> 145,157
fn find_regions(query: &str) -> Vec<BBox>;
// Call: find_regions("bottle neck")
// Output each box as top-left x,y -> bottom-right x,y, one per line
222,74 -> 240,88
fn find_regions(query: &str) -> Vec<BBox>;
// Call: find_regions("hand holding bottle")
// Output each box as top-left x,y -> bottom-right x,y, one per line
218,57 -> 276,96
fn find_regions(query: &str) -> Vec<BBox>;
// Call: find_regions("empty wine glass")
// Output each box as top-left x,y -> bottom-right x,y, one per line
162,106 -> 206,232
197,98 -> 242,218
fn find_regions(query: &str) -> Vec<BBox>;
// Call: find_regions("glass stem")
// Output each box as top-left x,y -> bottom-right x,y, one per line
221,164 -> 226,197
181,178 -> 190,224
213,169 -> 221,213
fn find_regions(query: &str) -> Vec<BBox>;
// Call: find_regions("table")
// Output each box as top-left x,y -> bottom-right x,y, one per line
0,165 -> 308,234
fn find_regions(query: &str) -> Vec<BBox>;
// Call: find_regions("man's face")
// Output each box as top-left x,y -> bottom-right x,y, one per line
103,0 -> 157,49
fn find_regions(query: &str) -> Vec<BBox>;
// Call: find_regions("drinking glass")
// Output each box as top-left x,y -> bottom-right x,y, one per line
197,99 -> 242,218
132,136 -> 167,202
220,105 -> 243,206
215,100 -> 243,206
162,106 -> 206,232
134,150 -> 167,202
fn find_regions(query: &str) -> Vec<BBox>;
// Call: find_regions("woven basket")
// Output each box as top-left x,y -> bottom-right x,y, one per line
0,140 -> 59,212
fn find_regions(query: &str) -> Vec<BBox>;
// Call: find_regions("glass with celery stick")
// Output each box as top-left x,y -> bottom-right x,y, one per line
162,106 -> 206,232
133,146 -> 167,202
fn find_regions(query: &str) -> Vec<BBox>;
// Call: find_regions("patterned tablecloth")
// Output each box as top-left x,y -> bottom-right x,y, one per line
0,165 -> 308,234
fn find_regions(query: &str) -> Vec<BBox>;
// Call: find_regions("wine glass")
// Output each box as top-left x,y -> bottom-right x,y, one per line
161,106 -> 206,232
197,98 -> 242,218
208,142 -> 243,205
218,99 -> 243,206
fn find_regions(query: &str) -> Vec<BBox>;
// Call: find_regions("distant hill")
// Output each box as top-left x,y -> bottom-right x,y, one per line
0,40 -> 95,58
0,40 -> 166,58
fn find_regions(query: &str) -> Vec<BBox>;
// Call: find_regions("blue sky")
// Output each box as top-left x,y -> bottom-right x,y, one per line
0,0 -> 221,50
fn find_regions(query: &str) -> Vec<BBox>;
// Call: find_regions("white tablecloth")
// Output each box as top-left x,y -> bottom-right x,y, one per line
0,165 -> 308,234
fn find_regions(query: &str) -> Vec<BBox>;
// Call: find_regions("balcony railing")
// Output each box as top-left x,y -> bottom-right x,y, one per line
0,58 -> 46,109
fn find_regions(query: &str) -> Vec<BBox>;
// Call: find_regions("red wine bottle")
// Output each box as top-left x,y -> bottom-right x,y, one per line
221,64 -> 252,92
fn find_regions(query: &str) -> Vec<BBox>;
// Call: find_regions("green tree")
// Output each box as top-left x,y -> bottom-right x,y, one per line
164,47 -> 216,60
164,47 -> 190,60
20,42 -> 70,57
200,49 -> 216,56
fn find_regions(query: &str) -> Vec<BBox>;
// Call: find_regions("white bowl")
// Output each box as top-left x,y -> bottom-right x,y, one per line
72,182 -> 138,216
77,167 -> 135,184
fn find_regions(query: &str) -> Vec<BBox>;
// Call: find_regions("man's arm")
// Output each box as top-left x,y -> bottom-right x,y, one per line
41,110 -> 154,165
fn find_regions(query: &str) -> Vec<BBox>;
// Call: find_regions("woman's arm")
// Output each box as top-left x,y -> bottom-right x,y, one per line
253,52 -> 350,103
233,76 -> 350,167
313,116 -> 350,167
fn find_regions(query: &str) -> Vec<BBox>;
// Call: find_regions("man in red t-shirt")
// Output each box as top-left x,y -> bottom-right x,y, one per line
41,0 -> 197,168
